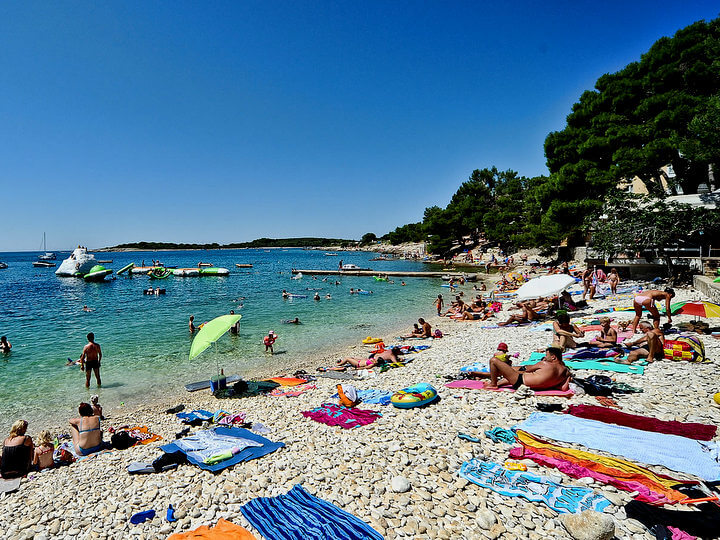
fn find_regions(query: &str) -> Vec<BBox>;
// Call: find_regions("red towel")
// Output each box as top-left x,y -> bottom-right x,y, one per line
566,405 -> 717,441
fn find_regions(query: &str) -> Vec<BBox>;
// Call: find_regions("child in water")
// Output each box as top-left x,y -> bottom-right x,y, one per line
264,331 -> 277,354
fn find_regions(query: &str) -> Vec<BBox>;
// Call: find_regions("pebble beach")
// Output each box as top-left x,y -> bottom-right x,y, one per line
2,283 -> 719,540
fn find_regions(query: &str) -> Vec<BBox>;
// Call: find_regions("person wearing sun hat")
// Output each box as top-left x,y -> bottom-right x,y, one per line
494,342 -> 511,365
263,331 -> 277,354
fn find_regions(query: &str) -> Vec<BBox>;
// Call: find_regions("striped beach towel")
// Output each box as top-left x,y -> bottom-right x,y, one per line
240,484 -> 383,540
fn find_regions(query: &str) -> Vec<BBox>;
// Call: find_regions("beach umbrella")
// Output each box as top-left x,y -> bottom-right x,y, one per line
190,314 -> 242,360
666,301 -> 720,317
515,274 -> 576,300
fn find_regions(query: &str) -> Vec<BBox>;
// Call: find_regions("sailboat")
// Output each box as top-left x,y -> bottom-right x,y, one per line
38,233 -> 56,260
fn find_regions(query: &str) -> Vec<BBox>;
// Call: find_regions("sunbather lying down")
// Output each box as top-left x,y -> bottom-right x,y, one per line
318,348 -> 400,371
498,302 -> 543,326
484,347 -> 571,391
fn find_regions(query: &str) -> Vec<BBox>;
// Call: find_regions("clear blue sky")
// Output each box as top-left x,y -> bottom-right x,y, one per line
1,1 -> 717,251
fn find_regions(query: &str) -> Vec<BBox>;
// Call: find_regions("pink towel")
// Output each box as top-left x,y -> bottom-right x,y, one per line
445,380 -> 574,397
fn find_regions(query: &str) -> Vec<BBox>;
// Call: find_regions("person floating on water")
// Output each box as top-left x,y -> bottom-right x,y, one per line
79,332 -> 102,388
0,336 -> 11,354
283,317 -> 301,324
264,331 -> 277,354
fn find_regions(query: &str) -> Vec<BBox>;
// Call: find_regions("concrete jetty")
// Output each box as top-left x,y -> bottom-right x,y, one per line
291,269 -> 480,279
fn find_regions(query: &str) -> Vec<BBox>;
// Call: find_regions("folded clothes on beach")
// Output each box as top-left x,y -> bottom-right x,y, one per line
119,425 -> 162,445
459,459 -> 610,514
566,405 -> 718,441
516,412 -> 720,481
301,403 -> 381,429
625,500 -> 720,539
444,380 -> 574,397
330,388 -> 393,405
240,484 -> 383,540
160,427 -> 284,472
509,430 -> 689,505
270,383 -> 317,397
484,427 -> 516,444
176,409 -> 214,424
168,518 -> 257,539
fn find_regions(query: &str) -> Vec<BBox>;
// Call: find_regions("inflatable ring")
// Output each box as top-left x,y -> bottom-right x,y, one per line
362,337 -> 383,344
391,382 -> 438,409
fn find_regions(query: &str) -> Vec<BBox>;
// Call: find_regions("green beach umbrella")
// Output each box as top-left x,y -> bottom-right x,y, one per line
189,314 -> 242,360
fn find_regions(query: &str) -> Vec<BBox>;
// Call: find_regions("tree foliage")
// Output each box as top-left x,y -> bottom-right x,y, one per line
542,17 -> 720,241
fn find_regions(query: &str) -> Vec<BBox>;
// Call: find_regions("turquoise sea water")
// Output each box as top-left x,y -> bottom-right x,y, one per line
0,249 -> 447,431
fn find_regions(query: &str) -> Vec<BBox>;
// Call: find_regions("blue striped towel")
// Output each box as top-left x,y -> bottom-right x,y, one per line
241,484 -> 383,539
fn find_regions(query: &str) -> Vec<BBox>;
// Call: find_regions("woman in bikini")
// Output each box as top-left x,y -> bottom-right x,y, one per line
69,402 -> 103,456
33,430 -> 55,471
607,268 -> 620,295
630,289 -> 674,334
325,348 -> 400,371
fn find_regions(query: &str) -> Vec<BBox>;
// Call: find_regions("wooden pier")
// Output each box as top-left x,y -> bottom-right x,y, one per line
291,269 -> 480,279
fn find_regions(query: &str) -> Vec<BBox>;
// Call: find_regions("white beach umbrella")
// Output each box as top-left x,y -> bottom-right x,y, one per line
515,274 -> 577,300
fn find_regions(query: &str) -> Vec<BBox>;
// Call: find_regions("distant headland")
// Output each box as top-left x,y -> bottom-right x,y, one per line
98,238 -> 358,252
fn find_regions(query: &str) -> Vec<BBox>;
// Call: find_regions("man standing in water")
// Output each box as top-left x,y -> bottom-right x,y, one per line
79,332 -> 102,388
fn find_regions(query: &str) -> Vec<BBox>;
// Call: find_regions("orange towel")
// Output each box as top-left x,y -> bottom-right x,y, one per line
167,518 -> 256,539
265,377 -> 307,386
124,425 -> 163,445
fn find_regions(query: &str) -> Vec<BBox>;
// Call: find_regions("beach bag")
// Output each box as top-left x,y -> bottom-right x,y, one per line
111,431 -> 139,450
433,329 -> 443,338
663,334 -> 706,362
573,375 -> 613,396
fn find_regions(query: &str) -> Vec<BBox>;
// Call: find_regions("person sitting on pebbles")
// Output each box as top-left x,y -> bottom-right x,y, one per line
552,311 -> 586,349
622,321 -> 665,363
498,301 -> 541,326
588,317 -> 618,349
486,346 -> 571,391
320,347 -> 400,371
465,342 -> 512,379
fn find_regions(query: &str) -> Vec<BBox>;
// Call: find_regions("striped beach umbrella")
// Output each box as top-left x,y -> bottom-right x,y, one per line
667,301 -> 720,317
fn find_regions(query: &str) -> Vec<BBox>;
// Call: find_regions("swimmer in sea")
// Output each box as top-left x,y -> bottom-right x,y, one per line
314,292 -> 321,301
325,293 -> 332,299
282,290 -> 289,299
82,305 -> 93,312
283,317 -> 301,324
1,336 -> 12,354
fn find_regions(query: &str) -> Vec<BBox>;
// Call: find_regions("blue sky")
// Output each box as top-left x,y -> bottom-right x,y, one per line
1,1 -> 718,251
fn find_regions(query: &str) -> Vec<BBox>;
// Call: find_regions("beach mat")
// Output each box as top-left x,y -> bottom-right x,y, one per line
185,375 -> 242,392
240,484 -> 383,540
160,427 -> 284,472
525,352 -> 645,374
445,379 -> 574,397
0,478 -> 21,494
314,371 -> 359,380
264,377 -> 307,386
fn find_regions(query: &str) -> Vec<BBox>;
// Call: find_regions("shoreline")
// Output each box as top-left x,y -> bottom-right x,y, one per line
3,282 -> 719,539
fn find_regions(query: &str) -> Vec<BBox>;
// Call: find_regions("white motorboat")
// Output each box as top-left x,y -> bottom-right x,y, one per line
33,261 -> 56,268
56,247 -> 98,277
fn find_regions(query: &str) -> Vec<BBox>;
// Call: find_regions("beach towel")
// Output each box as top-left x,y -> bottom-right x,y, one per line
459,459 -> 610,514
176,409 -> 214,424
240,484 -> 383,540
330,389 -> 393,405
444,379 -> 574,397
314,371 -> 359,381
510,430 -> 689,505
265,377 -> 307,386
301,403 -> 381,429
516,413 -> 720,482
160,427 -> 284,472
566,405 -> 718,441
270,383 -> 317,397
167,518 -> 256,539
120,425 -> 162,445
459,362 -> 487,373
522,355 -> 644,375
